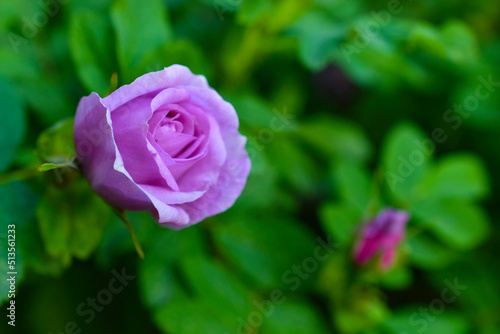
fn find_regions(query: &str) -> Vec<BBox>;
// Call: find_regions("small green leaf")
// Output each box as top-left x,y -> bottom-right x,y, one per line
412,197 -> 490,250
421,153 -> 489,200
37,118 -> 75,164
38,162 -> 73,172
333,160 -> 372,212
428,200 -> 489,250
382,123 -> 432,204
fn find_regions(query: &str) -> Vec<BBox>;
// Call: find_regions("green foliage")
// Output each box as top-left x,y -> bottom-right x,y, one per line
111,0 -> 173,81
37,118 -> 75,165
0,78 -> 25,172
1,0 -> 500,333
69,10 -> 115,95
36,180 -> 111,265
213,216 -> 317,289
382,123 -> 431,204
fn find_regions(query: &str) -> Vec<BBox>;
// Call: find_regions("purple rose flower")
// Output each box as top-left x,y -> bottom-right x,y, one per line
353,208 -> 409,269
74,65 -> 251,229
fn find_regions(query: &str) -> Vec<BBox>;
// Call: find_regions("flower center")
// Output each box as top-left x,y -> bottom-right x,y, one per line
157,112 -> 183,134
152,110 -> 204,159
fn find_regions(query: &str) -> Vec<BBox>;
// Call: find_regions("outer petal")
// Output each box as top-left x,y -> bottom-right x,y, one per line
109,93 -> 167,187
353,237 -> 380,265
183,86 -> 240,132
74,93 -> 152,210
102,65 -> 208,111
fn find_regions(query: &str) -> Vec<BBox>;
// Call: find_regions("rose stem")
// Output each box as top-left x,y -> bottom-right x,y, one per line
111,207 -> 145,260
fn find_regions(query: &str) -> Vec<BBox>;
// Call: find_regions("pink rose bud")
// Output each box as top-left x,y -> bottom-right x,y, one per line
353,208 -> 409,270
74,65 -> 251,229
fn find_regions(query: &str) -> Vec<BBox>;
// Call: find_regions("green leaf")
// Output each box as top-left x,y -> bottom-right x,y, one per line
21,80 -> 73,126
69,10 -> 115,95
154,297 -> 233,334
320,202 -> 360,245
237,0 -> 271,25
409,24 -> 448,59
180,256 -> 252,317
261,300 -> 330,334
381,123 -> 432,204
111,0 -> 173,82
36,180 -> 110,264
292,11 -> 347,70
137,40 -> 209,80
267,137 -> 320,193
0,78 -> 25,173
412,196 -> 490,250
226,93 -> 276,129
380,266 -> 413,290
242,0 -> 314,33
333,160 -> 372,212
37,118 -> 75,164
38,162 -> 74,172
139,251 -> 178,309
384,309 -> 469,334
0,182 -> 68,277
298,116 -> 372,163
427,200 -> 489,250
421,154 -> 489,200
407,234 -> 454,270
409,21 -> 479,67
213,216 -> 318,289
335,291 -> 390,333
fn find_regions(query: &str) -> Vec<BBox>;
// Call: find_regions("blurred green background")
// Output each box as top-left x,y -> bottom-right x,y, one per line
1,0 -> 499,333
